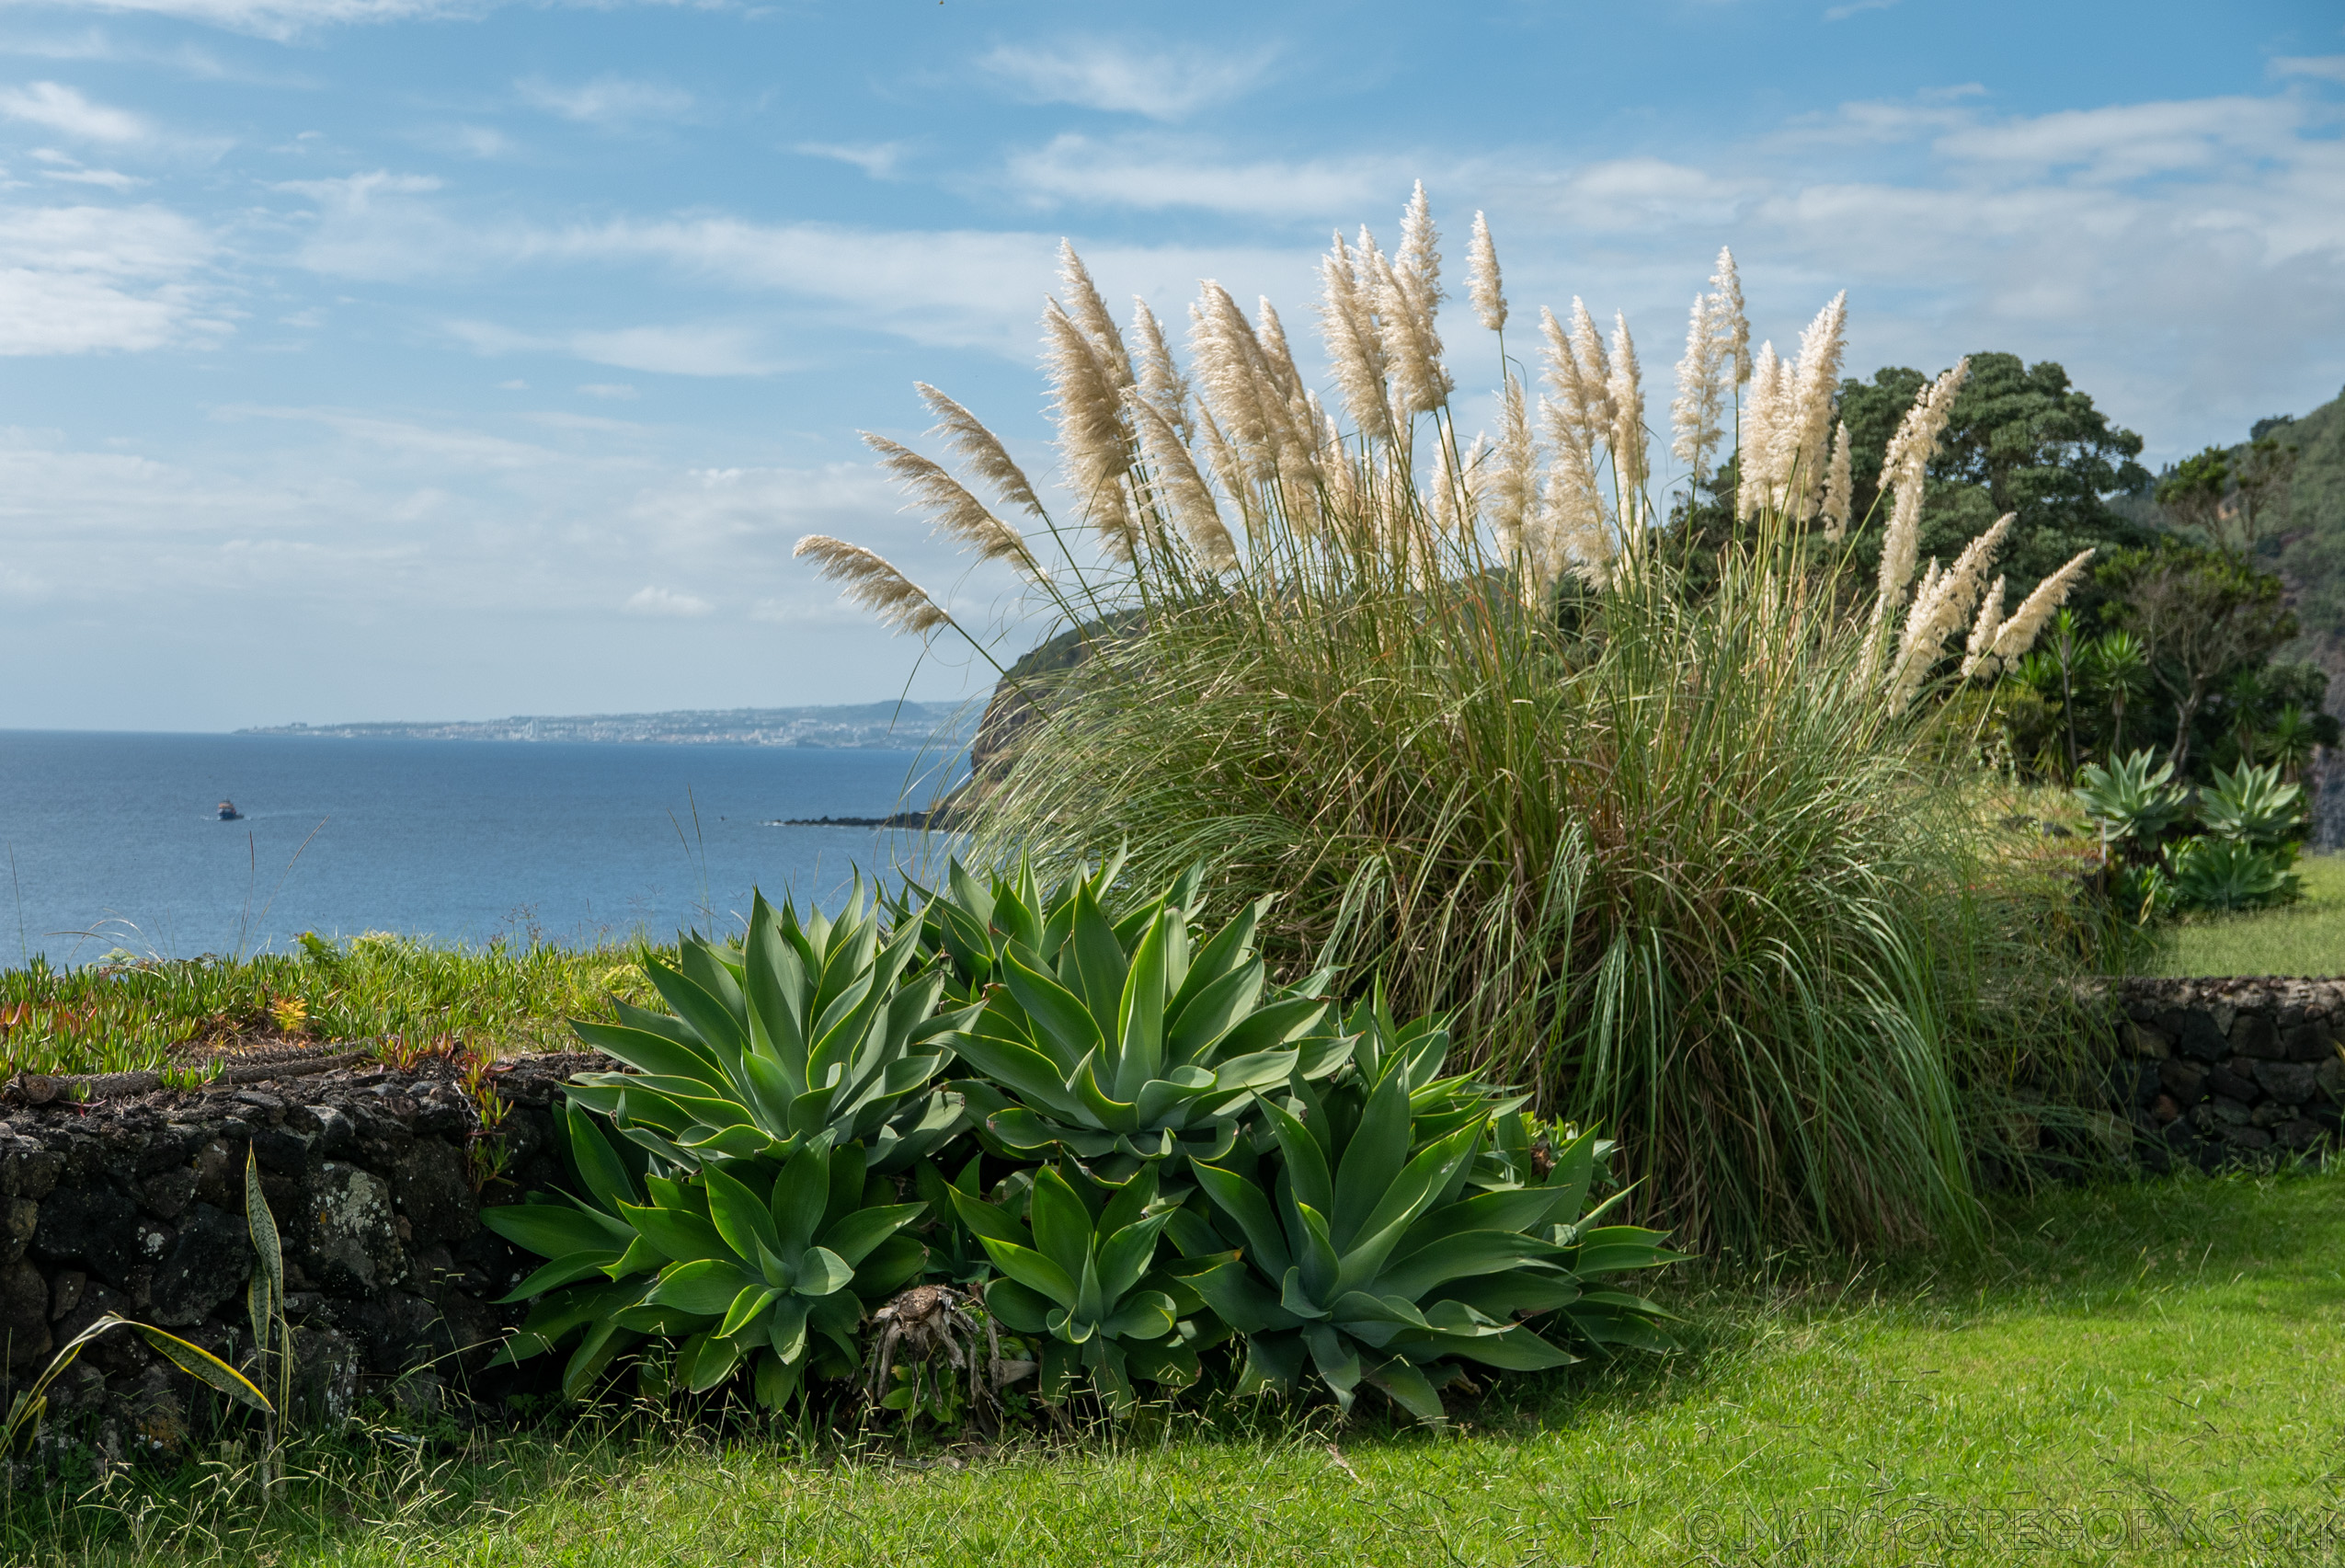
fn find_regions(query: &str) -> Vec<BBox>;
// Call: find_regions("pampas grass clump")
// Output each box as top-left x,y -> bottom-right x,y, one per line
800,189 -> 2098,1253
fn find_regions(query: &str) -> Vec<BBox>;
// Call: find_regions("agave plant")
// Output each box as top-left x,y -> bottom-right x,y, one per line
2073,749 -> 2188,862
2196,760 -> 2303,850
941,862 -> 1352,1169
946,1161 -> 1203,1412
2167,836 -> 2294,913
1177,1051 -> 1677,1424
566,883 -> 974,1173
485,1104 -> 927,1405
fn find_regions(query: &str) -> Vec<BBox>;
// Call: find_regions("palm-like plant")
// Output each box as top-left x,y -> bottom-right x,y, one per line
566,883 -> 973,1173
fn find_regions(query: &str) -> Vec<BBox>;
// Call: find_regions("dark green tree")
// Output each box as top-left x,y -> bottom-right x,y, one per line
1836,353 -> 2155,608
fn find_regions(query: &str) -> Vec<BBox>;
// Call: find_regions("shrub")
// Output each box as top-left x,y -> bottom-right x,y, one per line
797,189 -> 2101,1253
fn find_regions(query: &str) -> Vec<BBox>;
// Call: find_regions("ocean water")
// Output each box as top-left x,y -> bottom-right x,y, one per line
0,731 -> 968,965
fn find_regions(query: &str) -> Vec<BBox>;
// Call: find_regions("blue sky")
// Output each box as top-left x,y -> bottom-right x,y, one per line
0,0 -> 2339,731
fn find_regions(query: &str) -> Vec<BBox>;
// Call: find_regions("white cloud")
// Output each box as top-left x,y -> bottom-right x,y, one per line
577,382 -> 636,399
0,202 -> 219,352
1004,133 -> 1401,217
516,74 -> 692,126
2272,55 -> 2345,84
408,122 -> 518,159
449,318 -> 776,376
623,585 -> 709,616
0,0 -> 482,40
795,140 -> 909,179
0,80 -> 148,143
978,40 -> 1275,121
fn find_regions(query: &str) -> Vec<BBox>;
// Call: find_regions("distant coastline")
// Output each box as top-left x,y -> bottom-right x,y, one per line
235,701 -> 975,750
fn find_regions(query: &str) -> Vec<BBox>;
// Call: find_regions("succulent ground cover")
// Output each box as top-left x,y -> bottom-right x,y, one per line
4,1162 -> 2336,1567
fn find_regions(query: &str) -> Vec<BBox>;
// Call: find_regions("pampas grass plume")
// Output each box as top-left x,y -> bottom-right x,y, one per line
917,383 -> 1046,520
794,534 -> 951,635
1467,211 -> 1506,333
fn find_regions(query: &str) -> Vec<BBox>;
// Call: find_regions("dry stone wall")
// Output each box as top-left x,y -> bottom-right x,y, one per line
0,1053 -> 598,1470
2109,978 -> 2345,1165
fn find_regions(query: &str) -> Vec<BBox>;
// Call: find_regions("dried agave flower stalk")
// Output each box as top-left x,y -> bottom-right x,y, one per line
916,383 -> 1046,520
1467,211 -> 1506,334
793,535 -> 951,635
862,432 -> 1042,578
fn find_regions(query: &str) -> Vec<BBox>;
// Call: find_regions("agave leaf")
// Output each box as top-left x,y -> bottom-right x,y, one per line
499,1250 -> 621,1303
1363,1357 -> 1448,1423
1026,1166 -> 1096,1284
1094,1212 -> 1172,1302
702,1163 -> 782,1263
816,1201 -> 926,1267
1261,1099 -> 1334,1219
770,1146 -> 829,1256
618,1201 -> 731,1266
795,1246 -> 855,1297
649,1258 -> 756,1315
1163,963 -> 1265,1065
1191,1162 -> 1293,1278
1375,1230 -> 1561,1300
645,959 -> 749,1070
1330,1068 -> 1412,1250
483,1200 -> 633,1261
1112,915 -> 1168,1102
1099,1288 -> 1175,1342
569,1022 -> 728,1090
974,1238 -> 1079,1308
718,1284 -> 781,1340
1002,950 -> 1105,1070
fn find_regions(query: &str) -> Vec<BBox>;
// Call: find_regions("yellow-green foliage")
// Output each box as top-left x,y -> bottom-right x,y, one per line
0,933 -> 666,1078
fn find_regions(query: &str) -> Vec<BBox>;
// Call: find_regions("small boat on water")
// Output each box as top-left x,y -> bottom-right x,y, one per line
217,800 -> 243,821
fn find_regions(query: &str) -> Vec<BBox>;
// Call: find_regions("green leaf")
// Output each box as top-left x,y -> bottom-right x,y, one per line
1100,1289 -> 1176,1343
499,1250 -> 621,1303
1376,1230 -> 1560,1300
1364,1357 -> 1448,1424
702,1163 -> 782,1263
564,1102 -> 640,1214
1003,947 -> 1105,1068
818,1201 -> 926,1267
1112,914 -> 1168,1102
975,1238 -> 1079,1308
1330,1064 -> 1412,1251
717,1284 -> 781,1340
796,1246 -> 855,1297
649,1258 -> 756,1315
770,1145 -> 830,1255
1191,1161 -> 1293,1279
568,1021 -> 728,1090
619,1202 -> 732,1266
1262,1098 -> 1333,1219
482,1200 -> 632,1261
1026,1165 -> 1096,1284
1094,1212 -> 1172,1302
132,1323 -> 273,1414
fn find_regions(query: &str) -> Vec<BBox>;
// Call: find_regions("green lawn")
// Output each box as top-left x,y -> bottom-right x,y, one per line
2155,853 -> 2345,978
15,1164 -> 2345,1566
